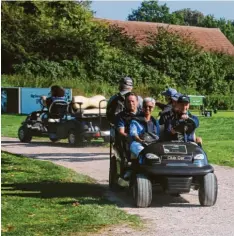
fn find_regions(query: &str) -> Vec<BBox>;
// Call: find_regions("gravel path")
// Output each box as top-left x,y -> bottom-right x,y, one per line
2,137 -> 234,236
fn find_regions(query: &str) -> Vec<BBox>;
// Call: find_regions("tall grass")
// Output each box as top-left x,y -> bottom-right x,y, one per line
1,75 -> 117,97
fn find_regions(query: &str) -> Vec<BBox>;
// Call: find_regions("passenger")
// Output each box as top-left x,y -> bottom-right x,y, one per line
160,94 -> 202,144
129,97 -> 160,159
156,87 -> 177,114
116,92 -> 141,139
106,77 -> 143,124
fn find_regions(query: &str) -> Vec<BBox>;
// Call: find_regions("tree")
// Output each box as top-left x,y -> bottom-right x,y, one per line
172,8 -> 205,26
128,0 -> 171,23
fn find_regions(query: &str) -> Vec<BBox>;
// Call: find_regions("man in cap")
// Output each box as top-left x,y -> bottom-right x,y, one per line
159,94 -> 202,144
106,76 -> 142,124
156,87 -> 178,114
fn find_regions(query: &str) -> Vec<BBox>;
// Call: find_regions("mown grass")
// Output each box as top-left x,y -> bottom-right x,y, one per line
1,152 -> 141,235
1,112 -> 234,167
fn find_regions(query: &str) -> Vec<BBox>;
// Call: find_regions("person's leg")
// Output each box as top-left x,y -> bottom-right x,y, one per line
130,141 -> 144,158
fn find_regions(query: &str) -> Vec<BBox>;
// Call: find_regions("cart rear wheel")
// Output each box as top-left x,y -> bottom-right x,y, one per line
18,126 -> 32,143
199,173 -> 218,206
68,129 -> 82,146
49,137 -> 60,142
133,174 -> 152,208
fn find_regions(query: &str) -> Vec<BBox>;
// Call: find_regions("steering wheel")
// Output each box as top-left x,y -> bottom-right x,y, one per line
141,133 -> 159,147
172,117 -> 196,135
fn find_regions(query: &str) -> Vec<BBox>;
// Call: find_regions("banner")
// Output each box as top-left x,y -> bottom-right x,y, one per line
20,88 -> 72,114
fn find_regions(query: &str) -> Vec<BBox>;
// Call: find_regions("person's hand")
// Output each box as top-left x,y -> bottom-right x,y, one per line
181,114 -> 189,120
171,128 -> 176,134
196,136 -> 203,144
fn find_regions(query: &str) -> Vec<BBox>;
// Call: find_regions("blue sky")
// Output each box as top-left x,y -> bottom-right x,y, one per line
91,1 -> 234,21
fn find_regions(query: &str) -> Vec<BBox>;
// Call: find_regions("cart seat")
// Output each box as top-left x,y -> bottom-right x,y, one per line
48,100 -> 69,120
82,108 -> 106,115
72,95 -> 107,110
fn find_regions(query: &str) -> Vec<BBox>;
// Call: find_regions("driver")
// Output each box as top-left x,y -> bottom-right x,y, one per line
41,85 -> 66,109
160,94 -> 202,144
129,97 -> 160,160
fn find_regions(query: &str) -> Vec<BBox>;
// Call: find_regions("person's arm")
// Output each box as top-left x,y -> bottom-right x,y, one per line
117,116 -> 127,137
118,127 -> 127,137
129,121 -> 144,143
156,101 -> 167,110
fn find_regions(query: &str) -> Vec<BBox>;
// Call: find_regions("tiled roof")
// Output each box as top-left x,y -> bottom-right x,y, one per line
98,18 -> 234,56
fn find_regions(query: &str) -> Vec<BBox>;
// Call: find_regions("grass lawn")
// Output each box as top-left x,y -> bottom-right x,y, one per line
1,152 -> 140,235
1,112 -> 234,167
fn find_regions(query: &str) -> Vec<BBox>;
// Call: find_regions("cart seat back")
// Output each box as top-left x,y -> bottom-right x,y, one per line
48,100 -> 68,121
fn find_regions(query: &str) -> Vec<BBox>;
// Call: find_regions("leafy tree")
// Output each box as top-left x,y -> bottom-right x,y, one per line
1,1 -> 106,73
128,0 -> 171,23
172,8 -> 205,26
141,27 -> 202,87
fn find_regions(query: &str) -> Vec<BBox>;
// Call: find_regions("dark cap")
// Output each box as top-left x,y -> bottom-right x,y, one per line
119,77 -> 133,87
177,95 -> 190,103
161,88 -> 177,97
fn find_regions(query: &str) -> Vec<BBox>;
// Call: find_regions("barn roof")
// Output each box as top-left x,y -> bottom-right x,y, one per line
98,18 -> 234,56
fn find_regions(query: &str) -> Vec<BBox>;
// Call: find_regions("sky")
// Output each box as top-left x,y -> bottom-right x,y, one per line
91,1 -> 234,21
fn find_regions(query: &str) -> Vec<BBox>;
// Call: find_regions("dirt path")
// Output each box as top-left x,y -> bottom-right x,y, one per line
2,137 -> 234,236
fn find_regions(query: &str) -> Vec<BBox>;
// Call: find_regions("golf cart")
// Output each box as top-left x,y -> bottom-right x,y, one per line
18,95 -> 110,145
109,117 -> 218,208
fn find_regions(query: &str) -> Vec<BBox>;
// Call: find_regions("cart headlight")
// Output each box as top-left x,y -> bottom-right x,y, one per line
194,154 -> 205,160
146,153 -> 160,160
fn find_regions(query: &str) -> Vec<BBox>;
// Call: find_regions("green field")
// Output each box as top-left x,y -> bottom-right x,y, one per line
1,152 -> 140,235
1,112 -> 234,167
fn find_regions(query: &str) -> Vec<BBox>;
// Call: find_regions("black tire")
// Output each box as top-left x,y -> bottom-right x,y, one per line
133,174 -> 152,208
68,129 -> 82,146
18,126 -> 32,143
109,156 -> 118,190
199,173 -> 218,206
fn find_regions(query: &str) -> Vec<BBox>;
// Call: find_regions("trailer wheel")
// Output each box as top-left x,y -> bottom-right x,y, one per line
133,174 -> 152,208
18,126 -> 32,143
199,173 -> 218,206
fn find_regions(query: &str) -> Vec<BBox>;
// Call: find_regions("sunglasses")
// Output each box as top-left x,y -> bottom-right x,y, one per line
144,105 -> 153,109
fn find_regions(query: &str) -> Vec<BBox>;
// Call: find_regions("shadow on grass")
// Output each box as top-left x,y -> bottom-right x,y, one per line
2,182 -> 105,200
1,139 -> 108,148
2,182 -> 200,208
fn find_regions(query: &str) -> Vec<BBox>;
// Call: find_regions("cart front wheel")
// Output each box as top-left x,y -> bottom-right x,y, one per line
18,126 -> 32,143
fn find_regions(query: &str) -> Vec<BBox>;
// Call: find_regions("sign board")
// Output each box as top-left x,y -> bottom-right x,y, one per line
1,87 -> 20,113
20,88 -> 72,114
188,95 -> 205,106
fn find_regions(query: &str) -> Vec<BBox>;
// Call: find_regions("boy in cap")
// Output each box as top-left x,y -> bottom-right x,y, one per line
156,87 -> 177,113
106,76 -> 142,124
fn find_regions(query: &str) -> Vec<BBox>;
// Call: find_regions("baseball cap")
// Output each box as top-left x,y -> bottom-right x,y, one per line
161,88 -> 177,97
171,92 -> 182,101
177,95 -> 190,103
119,77 -> 133,87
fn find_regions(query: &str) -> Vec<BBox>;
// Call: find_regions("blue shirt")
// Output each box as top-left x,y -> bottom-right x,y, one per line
129,118 -> 160,142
